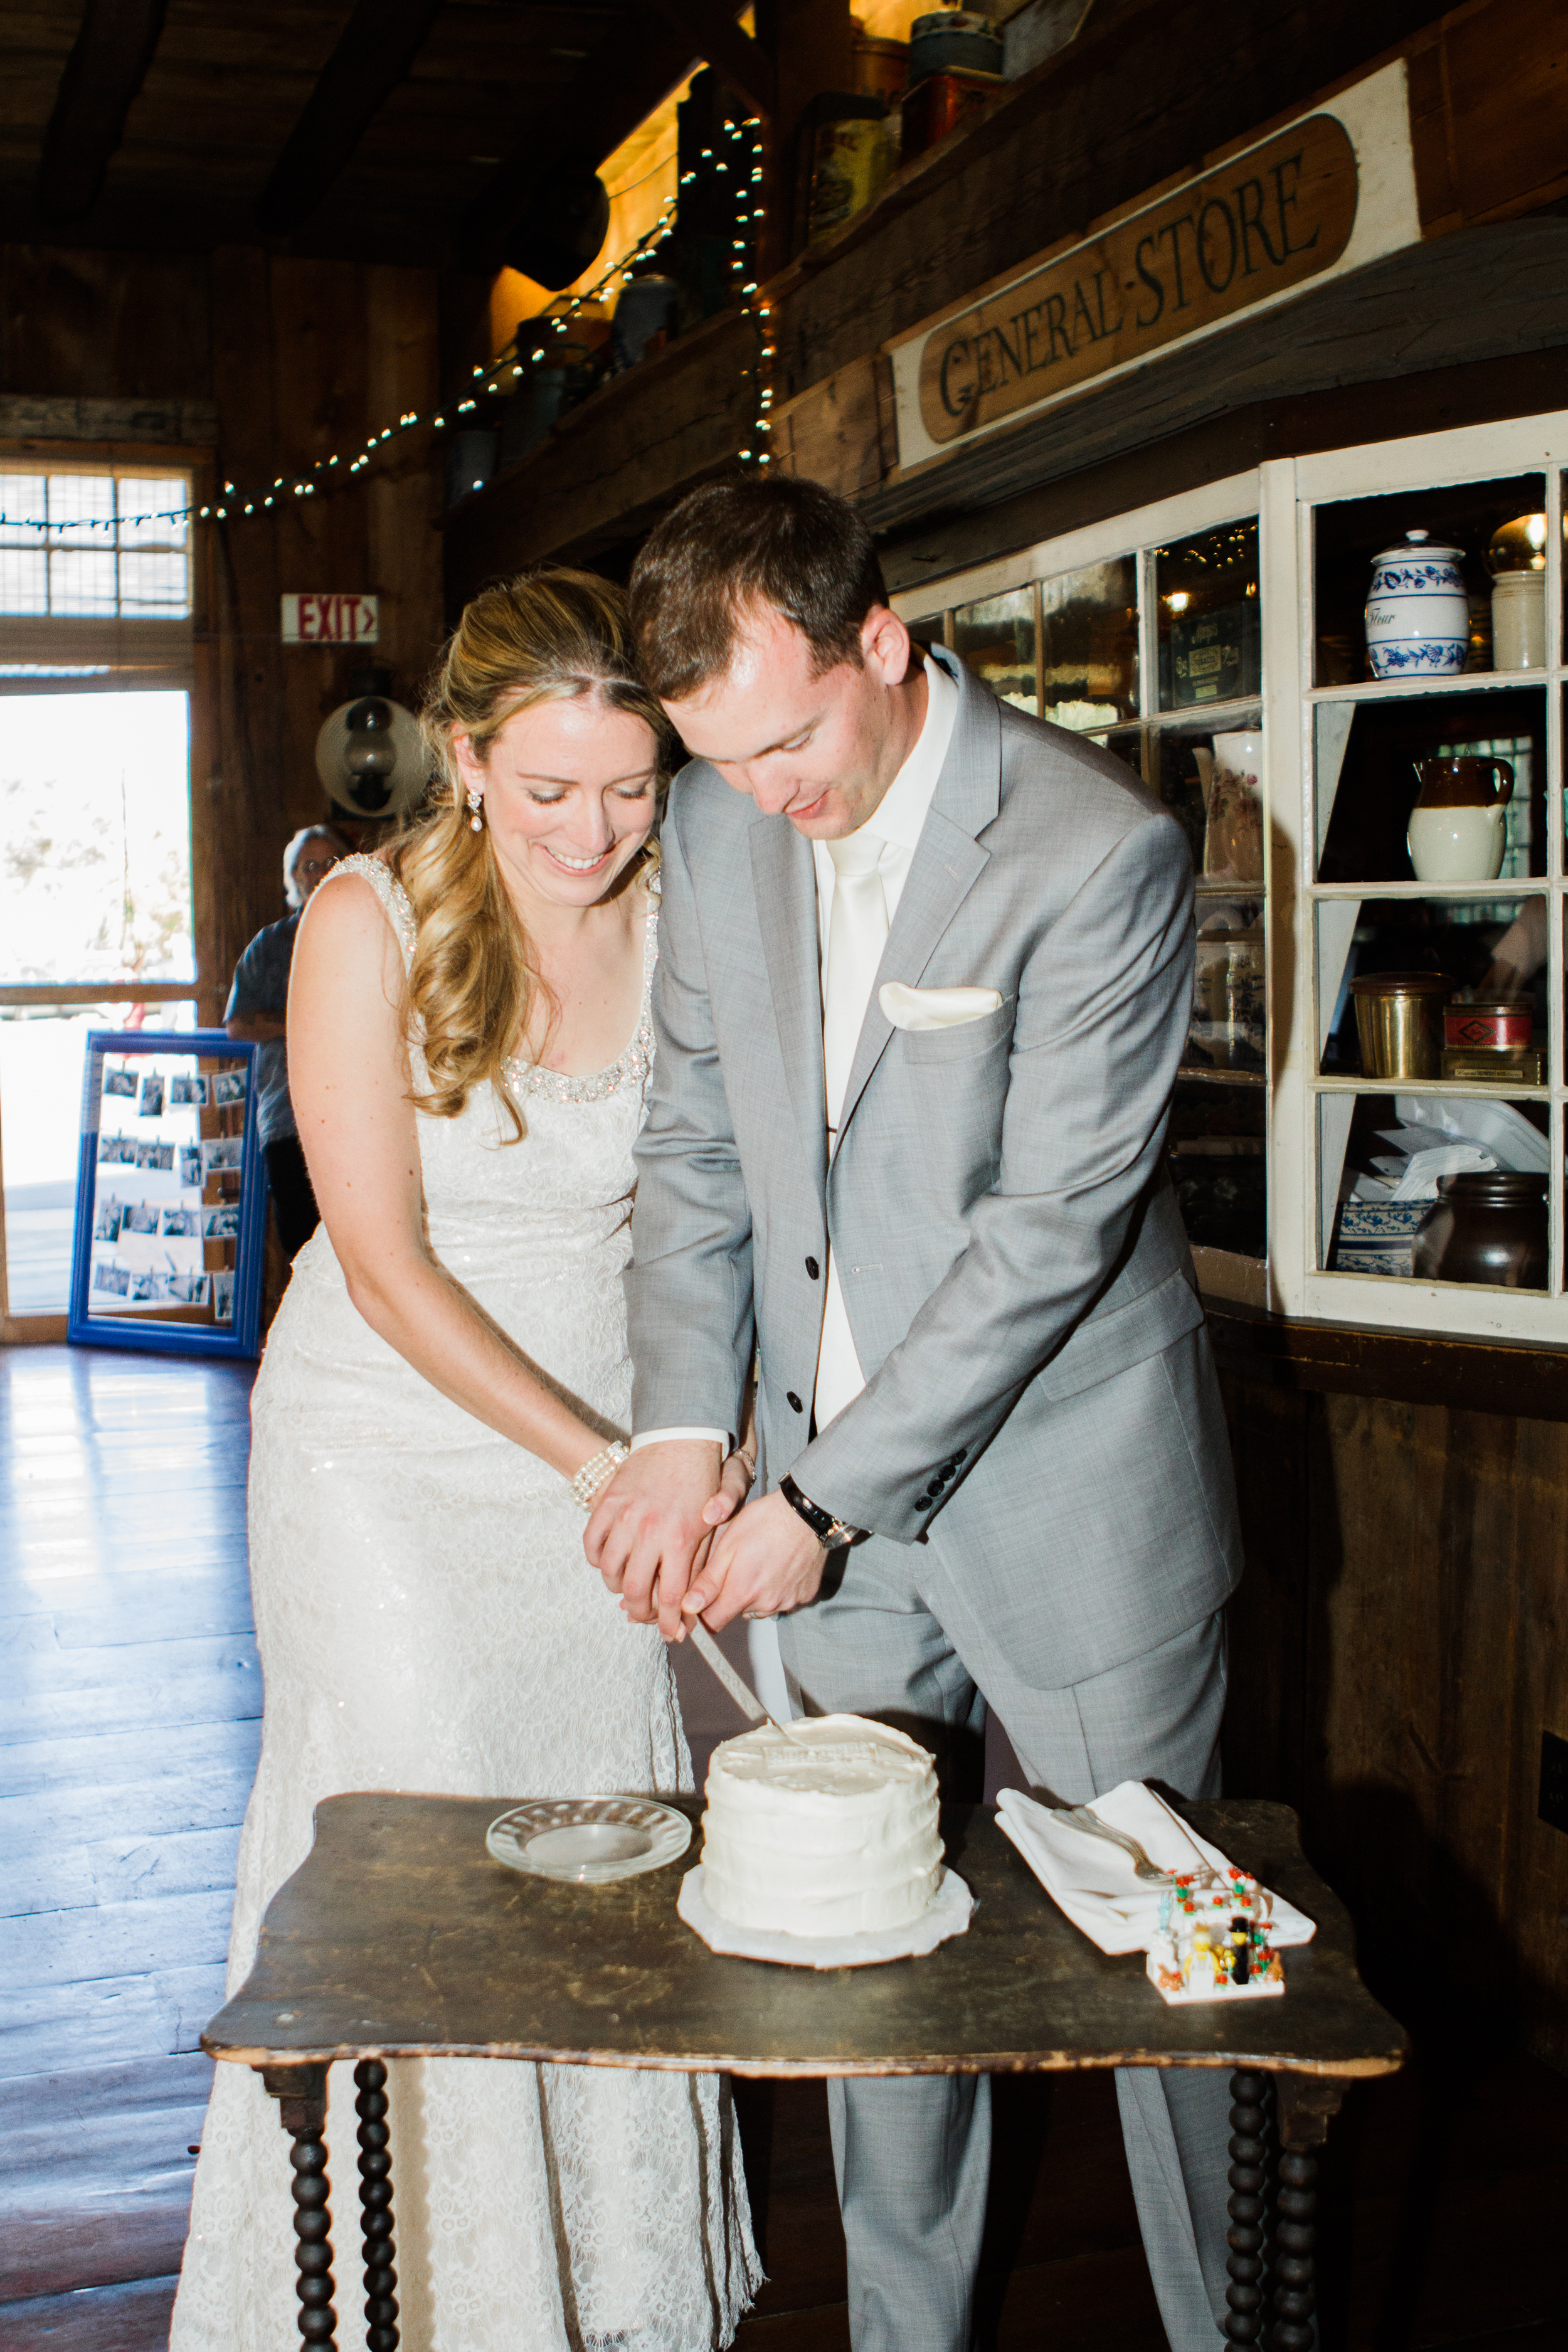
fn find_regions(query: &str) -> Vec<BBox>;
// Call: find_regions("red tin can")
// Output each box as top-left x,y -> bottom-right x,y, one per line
1444,1000 -> 1534,1051
899,68 -> 1001,163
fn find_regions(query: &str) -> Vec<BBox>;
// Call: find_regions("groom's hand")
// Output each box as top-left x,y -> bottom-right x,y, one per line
585,1440 -> 723,1638
682,1491 -> 827,1630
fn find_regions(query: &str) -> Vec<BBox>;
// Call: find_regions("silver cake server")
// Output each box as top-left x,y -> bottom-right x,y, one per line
686,1619 -> 805,1743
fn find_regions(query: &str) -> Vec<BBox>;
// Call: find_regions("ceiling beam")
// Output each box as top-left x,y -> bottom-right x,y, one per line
647,0 -> 776,118
255,0 -> 446,238
37,0 -> 168,223
457,21 -> 700,275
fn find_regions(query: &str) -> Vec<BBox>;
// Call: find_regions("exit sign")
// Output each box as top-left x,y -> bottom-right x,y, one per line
281,592 -> 379,644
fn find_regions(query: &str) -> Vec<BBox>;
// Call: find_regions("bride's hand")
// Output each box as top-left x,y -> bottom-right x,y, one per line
700,1448 -> 755,1529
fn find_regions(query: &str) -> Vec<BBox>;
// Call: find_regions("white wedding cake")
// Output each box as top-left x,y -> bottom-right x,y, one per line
700,1714 -> 943,1937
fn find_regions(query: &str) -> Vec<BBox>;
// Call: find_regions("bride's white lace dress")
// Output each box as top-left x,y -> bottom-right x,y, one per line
171,856 -> 760,2352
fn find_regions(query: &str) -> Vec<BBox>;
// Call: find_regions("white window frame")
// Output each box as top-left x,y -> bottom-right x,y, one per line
1264,411 -> 1565,1343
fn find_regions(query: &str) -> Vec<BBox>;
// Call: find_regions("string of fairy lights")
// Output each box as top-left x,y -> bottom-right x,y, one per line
0,108 -> 773,538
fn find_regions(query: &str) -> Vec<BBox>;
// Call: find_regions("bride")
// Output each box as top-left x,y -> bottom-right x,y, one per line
171,570 -> 761,2351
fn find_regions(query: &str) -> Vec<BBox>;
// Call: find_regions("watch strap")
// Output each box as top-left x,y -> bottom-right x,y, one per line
779,1473 -> 866,1550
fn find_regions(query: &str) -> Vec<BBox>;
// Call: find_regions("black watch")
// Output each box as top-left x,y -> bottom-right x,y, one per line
779,1473 -> 867,1550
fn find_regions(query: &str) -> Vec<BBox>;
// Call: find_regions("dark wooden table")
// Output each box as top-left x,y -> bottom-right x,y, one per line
204,1793 -> 1407,2351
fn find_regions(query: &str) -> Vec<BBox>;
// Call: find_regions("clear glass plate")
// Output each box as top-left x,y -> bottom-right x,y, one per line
485,1796 -> 692,1884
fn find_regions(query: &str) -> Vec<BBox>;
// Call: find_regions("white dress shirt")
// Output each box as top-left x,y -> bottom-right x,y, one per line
633,654 -> 958,1466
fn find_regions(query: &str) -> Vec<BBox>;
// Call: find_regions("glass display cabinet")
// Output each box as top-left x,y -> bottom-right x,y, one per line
899,410 -> 1568,1342
1266,414 -> 1564,1340
906,475 -> 1271,1300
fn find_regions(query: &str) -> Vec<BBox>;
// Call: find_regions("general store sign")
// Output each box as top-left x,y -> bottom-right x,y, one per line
889,61 -> 1421,470
280,591 -> 379,644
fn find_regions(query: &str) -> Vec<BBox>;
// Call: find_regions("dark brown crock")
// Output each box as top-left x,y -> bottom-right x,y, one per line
1412,1172 -> 1549,1288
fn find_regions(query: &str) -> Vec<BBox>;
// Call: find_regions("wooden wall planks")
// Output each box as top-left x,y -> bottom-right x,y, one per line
203,248 -> 443,1003
763,0 -> 1568,544
0,244 -> 211,400
2,238 -> 445,1020
1222,1369 -> 1568,2074
766,0 -> 1450,401
443,305 -> 757,603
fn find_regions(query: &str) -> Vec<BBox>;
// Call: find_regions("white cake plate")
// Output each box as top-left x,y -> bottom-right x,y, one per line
677,1863 -> 973,1969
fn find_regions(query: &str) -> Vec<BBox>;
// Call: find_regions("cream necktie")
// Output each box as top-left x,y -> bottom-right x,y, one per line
822,830 -> 889,1135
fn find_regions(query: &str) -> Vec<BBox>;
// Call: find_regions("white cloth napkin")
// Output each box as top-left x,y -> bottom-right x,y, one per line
879,981 -> 1003,1031
1388,1143 -> 1496,1202
995,1781 -> 1316,1956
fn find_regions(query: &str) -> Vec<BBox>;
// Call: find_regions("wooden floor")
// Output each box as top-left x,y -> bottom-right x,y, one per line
2,1340 -> 1565,2351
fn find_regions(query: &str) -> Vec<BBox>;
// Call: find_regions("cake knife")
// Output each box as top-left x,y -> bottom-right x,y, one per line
686,1618 -> 805,1743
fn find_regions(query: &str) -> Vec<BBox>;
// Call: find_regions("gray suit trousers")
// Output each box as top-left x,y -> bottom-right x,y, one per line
779,1528 -> 1232,2352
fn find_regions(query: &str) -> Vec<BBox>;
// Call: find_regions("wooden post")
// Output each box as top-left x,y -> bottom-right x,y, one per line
752,0 -> 856,274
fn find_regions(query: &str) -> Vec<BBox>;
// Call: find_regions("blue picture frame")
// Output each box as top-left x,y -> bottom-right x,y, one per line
67,1027 -> 270,1360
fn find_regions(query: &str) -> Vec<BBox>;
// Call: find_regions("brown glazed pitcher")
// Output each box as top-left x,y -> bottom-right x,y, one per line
1412,756 -> 1515,808
1412,1171 -> 1548,1287
1407,756 -> 1514,884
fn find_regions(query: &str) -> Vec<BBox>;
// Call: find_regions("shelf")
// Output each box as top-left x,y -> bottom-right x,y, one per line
1310,1076 -> 1553,1098
1177,1065 -> 1267,1088
1148,698 -> 1261,729
1313,1264 -> 1552,1298
1195,877 -> 1265,896
1308,880 -> 1552,900
1305,667 -> 1562,706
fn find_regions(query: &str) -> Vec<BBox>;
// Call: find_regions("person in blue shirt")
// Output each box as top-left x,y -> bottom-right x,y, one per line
225,825 -> 351,1259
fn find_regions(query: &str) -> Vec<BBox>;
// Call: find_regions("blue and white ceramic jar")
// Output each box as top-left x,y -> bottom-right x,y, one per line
1364,530 -> 1470,679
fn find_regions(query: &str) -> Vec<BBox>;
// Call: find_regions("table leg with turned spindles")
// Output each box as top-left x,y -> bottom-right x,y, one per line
1268,2070 -> 1347,2352
1224,2069 -> 1273,2344
354,2058 -> 400,2351
263,2065 -> 339,2348
1271,2142 -> 1320,2351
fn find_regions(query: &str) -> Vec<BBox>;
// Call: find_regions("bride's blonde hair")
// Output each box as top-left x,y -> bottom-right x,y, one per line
395,568 -> 673,1136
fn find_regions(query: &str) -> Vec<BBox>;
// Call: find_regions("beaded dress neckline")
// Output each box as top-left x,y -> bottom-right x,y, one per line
504,887 -> 658,1106
326,852 -> 658,1110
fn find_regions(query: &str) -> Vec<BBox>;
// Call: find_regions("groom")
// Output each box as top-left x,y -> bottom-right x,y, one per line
586,473 -> 1243,2351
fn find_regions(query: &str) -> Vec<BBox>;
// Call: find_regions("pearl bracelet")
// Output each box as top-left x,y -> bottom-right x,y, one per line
570,1441 -> 628,1513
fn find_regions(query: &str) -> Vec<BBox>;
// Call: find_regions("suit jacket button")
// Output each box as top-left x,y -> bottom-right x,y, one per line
787,1391 -> 803,1413
805,1256 -> 820,1279
914,1495 -> 931,1510
955,1447 -> 967,1462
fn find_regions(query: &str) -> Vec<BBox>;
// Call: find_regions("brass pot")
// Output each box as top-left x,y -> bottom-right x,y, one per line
1348,972 -> 1450,1079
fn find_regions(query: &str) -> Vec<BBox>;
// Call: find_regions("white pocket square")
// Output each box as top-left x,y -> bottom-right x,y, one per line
879,982 -> 1004,1032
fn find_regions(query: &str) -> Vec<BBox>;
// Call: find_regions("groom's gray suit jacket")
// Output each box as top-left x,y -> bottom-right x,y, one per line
627,648 -> 1241,1690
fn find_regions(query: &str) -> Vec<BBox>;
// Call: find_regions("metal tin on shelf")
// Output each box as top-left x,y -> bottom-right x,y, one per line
1444,1001 -> 1534,1052
1349,972 -> 1450,1080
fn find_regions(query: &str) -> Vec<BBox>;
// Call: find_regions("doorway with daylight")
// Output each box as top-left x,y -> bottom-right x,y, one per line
1,460 -> 200,1338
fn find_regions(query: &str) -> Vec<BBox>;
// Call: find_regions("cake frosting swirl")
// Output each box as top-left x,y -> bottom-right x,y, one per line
700,1714 -> 943,1937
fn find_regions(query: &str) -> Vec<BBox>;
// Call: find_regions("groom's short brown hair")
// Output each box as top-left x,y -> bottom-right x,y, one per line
629,473 -> 887,701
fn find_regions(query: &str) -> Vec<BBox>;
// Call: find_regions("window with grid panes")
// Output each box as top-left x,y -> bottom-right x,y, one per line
0,465 -> 191,628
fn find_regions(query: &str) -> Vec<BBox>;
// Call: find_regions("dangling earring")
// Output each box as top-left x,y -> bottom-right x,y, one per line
467,785 -> 484,833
